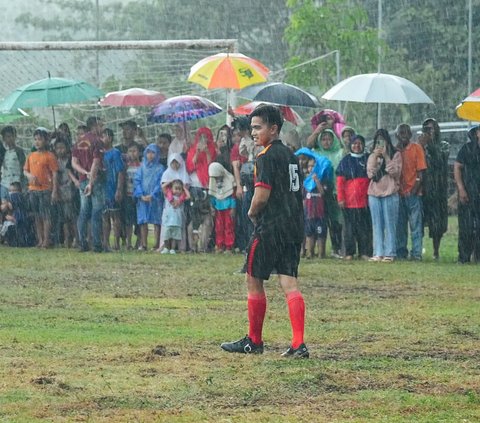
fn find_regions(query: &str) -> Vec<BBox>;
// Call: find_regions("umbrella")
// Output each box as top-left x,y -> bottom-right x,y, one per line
238,82 -> 320,108
0,75 -> 103,127
322,73 -> 434,104
233,101 -> 304,126
99,87 -> 166,107
456,88 -> 480,121
188,53 -> 269,90
148,95 -> 222,124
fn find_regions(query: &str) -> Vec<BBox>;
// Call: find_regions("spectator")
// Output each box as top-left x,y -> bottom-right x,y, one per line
160,153 -> 191,252
418,118 -> 450,260
71,116 -> 105,253
115,120 -> 144,159
454,125 -> 480,263
186,127 -> 216,252
208,161 -> 236,254
168,124 -> 190,158
53,138 -> 78,248
395,123 -> 427,261
102,128 -> 125,251
0,126 -> 27,200
367,129 -> 402,262
295,147 -> 332,260
340,126 -> 356,156
336,135 -> 372,260
311,128 -> 344,258
156,133 -> 172,168
133,144 -> 165,251
124,144 -> 141,250
0,181 -> 35,247
23,128 -> 59,248
160,179 -> 190,254
214,124 -> 233,173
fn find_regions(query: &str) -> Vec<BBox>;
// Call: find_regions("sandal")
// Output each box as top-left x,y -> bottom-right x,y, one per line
369,256 -> 383,262
382,256 -> 394,262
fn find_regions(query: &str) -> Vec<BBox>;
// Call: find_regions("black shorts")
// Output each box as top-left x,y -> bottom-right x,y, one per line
244,233 -> 301,280
29,190 -> 52,219
305,217 -> 327,238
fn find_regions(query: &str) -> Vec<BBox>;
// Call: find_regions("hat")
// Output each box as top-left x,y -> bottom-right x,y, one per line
120,120 -> 138,129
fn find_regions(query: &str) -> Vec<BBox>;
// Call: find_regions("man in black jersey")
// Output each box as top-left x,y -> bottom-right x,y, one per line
221,105 -> 309,358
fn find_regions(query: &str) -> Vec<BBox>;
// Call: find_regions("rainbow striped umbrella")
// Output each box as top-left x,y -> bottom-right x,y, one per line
188,53 -> 269,90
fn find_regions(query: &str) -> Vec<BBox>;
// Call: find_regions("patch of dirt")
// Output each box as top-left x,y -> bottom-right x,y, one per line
147,345 -> 180,360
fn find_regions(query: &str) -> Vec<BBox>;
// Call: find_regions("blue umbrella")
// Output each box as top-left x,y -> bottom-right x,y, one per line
148,95 -> 222,124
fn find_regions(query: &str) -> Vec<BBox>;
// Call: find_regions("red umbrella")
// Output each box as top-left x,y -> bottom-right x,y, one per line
100,88 -> 166,107
233,101 -> 304,126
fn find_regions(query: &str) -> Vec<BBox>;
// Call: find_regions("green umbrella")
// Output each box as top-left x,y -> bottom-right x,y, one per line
0,75 -> 103,127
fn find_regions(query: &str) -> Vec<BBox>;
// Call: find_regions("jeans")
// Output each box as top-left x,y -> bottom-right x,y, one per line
77,179 -> 105,250
397,194 -> 423,259
369,194 -> 399,258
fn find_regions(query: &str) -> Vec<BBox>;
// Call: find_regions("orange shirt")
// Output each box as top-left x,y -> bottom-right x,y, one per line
24,151 -> 58,191
399,143 -> 427,196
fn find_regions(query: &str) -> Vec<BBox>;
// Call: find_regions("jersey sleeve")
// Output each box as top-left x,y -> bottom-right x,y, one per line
254,153 -> 273,190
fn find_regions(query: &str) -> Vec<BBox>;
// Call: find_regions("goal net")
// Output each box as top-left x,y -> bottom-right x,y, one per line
0,39 -> 236,148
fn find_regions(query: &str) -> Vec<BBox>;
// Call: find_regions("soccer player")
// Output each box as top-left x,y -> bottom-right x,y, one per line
221,105 -> 309,358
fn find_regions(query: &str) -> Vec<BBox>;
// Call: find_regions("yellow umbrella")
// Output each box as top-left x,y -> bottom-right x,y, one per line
456,88 -> 480,121
188,53 -> 269,90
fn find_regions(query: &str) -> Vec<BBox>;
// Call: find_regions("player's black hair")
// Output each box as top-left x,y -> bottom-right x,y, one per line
249,104 -> 283,133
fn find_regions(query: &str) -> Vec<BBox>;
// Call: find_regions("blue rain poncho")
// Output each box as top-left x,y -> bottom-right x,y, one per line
295,147 -> 333,192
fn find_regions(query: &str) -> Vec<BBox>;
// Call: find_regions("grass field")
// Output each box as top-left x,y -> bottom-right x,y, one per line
0,218 -> 479,422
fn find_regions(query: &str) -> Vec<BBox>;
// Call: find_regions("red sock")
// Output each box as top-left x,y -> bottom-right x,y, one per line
248,292 -> 267,345
286,290 -> 305,349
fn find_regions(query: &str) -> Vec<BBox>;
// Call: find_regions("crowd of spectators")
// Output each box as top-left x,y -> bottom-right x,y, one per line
0,109 -> 479,263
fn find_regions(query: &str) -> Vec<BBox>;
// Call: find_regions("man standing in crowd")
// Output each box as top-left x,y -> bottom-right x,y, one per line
221,105 -> 309,358
72,116 -> 106,253
454,125 -> 480,263
395,123 -> 427,261
0,126 -> 26,200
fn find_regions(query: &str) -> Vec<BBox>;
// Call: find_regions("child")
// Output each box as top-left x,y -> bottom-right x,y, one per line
208,162 -> 236,254
295,148 -> 333,259
23,128 -> 59,248
54,138 -> 79,248
304,158 -> 328,259
133,143 -> 165,251
124,144 -> 141,250
160,179 -> 190,254
102,128 -> 125,251
160,153 -> 191,252
0,182 -> 35,247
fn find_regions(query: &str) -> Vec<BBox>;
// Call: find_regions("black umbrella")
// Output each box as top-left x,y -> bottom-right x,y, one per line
237,82 -> 320,108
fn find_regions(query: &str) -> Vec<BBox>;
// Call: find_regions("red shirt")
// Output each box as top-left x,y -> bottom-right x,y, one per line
72,132 -> 105,182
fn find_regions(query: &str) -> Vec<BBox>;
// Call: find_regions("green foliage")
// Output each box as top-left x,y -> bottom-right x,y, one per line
284,0 -> 378,96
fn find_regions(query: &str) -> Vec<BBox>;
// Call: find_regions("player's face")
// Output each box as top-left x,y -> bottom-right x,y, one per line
250,116 -> 277,147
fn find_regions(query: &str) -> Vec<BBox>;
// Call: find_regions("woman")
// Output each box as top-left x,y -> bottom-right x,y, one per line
367,129 -> 402,262
419,118 -> 450,260
336,135 -> 372,260
312,128 -> 344,258
186,127 -> 217,252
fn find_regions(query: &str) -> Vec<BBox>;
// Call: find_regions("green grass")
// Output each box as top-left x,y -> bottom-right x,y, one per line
0,217 -> 479,422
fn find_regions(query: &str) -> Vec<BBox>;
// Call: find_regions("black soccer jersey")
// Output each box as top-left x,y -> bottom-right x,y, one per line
253,140 -> 304,243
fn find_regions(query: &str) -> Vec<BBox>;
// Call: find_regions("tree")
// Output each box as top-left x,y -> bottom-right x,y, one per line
284,0 -> 378,96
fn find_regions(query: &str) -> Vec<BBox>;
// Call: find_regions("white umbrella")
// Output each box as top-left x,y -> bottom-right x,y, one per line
322,73 -> 434,105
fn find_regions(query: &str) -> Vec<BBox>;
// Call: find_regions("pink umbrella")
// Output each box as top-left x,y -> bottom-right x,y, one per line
234,101 -> 304,126
100,88 -> 166,107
